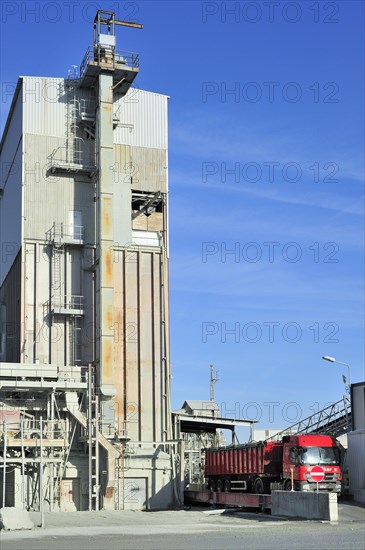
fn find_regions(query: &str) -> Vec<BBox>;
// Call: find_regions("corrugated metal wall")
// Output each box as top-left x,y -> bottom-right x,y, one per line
21,241 -> 94,366
22,77 -> 168,150
22,77 -> 68,138
114,89 -> 168,150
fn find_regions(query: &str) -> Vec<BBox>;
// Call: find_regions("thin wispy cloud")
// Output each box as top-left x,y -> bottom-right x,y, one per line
170,116 -> 365,184
170,168 -> 364,217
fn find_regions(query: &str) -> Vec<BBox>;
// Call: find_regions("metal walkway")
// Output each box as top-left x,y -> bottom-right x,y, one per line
266,397 -> 352,441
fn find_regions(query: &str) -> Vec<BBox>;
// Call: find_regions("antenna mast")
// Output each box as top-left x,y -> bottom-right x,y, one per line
210,364 -> 219,402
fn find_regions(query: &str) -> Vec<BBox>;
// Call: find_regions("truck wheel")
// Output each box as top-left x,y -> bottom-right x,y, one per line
284,479 -> 292,491
254,477 -> 265,494
208,479 -> 215,492
224,480 -> 231,493
216,479 -> 223,492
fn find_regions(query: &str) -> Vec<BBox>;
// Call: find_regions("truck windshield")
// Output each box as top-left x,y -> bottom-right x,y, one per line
299,447 -> 339,465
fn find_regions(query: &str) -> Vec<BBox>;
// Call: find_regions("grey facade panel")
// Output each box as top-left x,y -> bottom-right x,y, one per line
22,77 -> 68,138
0,251 -> 21,362
130,146 -> 168,194
114,144 -> 168,195
0,143 -> 23,285
0,80 -> 22,158
348,430 -> 365,500
351,382 -> 365,431
23,134 -> 95,243
0,87 -> 23,286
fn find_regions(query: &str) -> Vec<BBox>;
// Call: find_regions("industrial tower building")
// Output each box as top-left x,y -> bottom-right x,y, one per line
0,11 -> 177,511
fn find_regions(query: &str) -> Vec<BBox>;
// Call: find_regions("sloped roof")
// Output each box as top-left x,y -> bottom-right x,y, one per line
182,400 -> 219,411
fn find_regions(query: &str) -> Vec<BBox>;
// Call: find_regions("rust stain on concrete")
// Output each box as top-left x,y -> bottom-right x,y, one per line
104,249 -> 113,286
102,339 -> 113,383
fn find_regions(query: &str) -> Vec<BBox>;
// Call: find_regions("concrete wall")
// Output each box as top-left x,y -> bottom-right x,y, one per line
272,491 -> 338,521
112,248 -> 168,442
122,446 -> 174,510
60,455 -> 89,512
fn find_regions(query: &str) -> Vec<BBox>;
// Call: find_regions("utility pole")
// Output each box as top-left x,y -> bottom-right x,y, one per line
40,416 -> 45,527
210,364 -> 219,402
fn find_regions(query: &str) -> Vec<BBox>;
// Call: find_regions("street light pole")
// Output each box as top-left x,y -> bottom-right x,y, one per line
322,356 -> 351,390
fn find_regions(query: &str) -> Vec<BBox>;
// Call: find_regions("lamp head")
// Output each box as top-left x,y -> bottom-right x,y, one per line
322,356 -> 336,363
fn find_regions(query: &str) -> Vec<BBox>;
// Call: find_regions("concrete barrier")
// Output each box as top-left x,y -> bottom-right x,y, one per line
271,491 -> 338,522
0,507 -> 34,530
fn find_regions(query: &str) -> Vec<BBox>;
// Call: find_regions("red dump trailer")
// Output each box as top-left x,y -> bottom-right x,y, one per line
205,434 -> 341,494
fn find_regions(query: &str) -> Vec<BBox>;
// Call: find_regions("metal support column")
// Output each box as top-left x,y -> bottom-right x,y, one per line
95,72 -> 116,398
94,70 -> 118,509
20,416 -> 25,509
2,420 -> 7,507
39,416 -> 45,527
49,391 -> 55,511
88,364 -> 100,510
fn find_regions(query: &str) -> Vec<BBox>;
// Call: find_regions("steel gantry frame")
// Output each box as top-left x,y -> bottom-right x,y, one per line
265,396 -> 352,442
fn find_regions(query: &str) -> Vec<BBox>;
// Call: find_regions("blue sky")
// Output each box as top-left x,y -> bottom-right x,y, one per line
1,1 -> 364,438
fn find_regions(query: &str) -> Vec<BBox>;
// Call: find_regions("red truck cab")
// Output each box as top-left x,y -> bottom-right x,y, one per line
282,434 -> 341,493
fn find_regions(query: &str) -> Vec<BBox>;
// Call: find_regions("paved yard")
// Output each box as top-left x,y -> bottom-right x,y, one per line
0,502 -> 363,550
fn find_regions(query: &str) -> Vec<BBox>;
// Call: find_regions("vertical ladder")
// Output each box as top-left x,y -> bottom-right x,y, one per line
70,316 -> 82,365
65,66 -> 80,164
52,245 -> 63,307
88,364 -> 100,511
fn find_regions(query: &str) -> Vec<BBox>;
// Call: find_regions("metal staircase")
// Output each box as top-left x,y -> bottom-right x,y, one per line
46,223 -> 85,365
78,98 -> 96,138
48,67 -> 96,176
266,396 -> 352,442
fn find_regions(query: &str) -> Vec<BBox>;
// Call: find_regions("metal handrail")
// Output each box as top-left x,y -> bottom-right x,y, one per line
80,46 -> 140,77
79,98 -> 96,117
48,146 -> 96,169
52,295 -> 84,310
1,418 -> 68,440
47,223 -> 84,242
